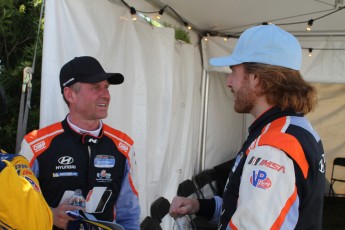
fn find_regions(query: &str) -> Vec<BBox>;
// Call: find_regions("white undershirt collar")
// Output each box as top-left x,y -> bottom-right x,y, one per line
67,116 -> 102,136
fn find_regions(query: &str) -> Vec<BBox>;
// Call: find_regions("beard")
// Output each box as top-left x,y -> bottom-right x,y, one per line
233,77 -> 256,114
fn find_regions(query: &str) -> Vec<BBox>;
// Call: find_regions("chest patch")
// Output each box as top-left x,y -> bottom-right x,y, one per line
94,155 -> 115,168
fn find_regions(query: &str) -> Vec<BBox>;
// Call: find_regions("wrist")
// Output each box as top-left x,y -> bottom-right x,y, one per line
196,198 -> 216,220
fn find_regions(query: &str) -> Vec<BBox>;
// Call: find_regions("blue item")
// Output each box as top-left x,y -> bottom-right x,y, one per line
209,24 -> 302,70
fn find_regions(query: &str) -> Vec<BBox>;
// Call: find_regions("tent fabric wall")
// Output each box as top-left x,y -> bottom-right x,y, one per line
205,72 -> 245,167
300,38 -> 345,83
307,83 -> 345,195
41,0 -> 203,222
202,36 -> 345,195
200,38 -> 249,169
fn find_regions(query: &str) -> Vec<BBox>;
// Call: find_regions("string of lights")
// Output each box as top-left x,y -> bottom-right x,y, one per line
118,0 -> 345,54
217,8 -> 336,32
119,0 -> 201,34
303,47 -> 345,57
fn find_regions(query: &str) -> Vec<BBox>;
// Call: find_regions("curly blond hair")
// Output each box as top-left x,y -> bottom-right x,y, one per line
243,63 -> 317,114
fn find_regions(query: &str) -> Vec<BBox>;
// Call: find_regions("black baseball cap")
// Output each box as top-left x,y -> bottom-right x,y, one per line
59,56 -> 124,93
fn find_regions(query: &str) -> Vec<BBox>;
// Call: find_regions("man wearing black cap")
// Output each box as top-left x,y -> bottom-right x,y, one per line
19,56 -> 140,230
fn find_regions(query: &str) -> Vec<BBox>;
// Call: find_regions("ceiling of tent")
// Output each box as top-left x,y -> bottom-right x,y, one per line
145,0 -> 345,38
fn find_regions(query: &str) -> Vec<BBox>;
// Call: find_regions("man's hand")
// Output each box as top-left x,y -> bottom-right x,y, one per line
169,196 -> 200,218
51,204 -> 84,229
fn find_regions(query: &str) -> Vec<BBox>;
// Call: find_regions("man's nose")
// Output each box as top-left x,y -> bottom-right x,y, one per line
101,87 -> 110,98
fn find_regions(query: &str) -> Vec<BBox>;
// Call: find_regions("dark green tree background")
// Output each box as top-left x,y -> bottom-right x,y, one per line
0,0 -> 42,152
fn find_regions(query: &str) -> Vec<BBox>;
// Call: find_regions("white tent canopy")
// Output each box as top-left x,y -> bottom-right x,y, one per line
40,0 -> 345,226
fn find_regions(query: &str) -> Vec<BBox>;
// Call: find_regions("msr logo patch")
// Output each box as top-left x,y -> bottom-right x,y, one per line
250,170 -> 272,189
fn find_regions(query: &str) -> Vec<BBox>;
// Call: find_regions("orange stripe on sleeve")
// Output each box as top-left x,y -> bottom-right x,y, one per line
128,173 -> 139,197
229,219 -> 238,230
270,187 -> 298,230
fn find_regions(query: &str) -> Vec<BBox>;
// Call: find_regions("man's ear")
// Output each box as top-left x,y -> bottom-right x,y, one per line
249,73 -> 259,88
63,87 -> 76,104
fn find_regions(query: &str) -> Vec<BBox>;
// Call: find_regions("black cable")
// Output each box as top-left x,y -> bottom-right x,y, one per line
117,0 -> 345,42
217,8 -> 335,32
302,47 -> 345,50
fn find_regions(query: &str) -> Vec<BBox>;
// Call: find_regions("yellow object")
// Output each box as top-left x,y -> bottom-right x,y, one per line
0,155 -> 53,229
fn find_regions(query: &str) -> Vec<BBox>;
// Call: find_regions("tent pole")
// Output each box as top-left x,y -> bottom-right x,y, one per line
197,69 -> 209,173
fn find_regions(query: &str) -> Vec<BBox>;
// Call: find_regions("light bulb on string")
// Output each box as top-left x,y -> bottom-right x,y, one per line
130,7 -> 137,21
308,48 -> 313,57
203,33 -> 210,42
306,19 -> 314,31
156,8 -> 165,20
184,21 -> 192,30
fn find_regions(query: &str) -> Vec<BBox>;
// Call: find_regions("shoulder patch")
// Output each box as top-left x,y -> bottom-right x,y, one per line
259,117 -> 309,178
103,125 -> 134,158
25,122 -> 64,156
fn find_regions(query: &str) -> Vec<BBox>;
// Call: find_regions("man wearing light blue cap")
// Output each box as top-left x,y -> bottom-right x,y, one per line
170,24 -> 325,230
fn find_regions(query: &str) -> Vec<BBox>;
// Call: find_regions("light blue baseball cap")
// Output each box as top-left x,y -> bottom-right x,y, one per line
209,24 -> 302,70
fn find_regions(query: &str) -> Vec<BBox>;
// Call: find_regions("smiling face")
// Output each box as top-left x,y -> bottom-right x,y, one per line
64,80 -> 111,129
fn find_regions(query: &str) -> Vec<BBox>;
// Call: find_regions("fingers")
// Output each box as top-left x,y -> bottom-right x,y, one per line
169,196 -> 198,218
51,204 -> 82,229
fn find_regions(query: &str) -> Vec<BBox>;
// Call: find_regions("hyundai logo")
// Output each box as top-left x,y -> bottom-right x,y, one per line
58,156 -> 74,165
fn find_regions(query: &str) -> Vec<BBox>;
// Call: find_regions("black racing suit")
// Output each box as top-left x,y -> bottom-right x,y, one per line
20,117 -> 140,230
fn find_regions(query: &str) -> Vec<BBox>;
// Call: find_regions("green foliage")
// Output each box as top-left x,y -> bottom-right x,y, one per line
174,27 -> 191,44
0,0 -> 43,152
141,15 -> 190,44
162,22 -> 191,44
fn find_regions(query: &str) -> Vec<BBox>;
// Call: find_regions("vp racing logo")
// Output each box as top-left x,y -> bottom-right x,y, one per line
250,170 -> 272,189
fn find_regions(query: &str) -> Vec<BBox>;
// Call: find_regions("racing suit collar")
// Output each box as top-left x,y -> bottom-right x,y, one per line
248,106 -> 301,135
62,117 -> 104,145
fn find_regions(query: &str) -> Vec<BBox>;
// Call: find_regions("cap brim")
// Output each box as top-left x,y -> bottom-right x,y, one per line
81,73 -> 124,85
209,55 -> 242,67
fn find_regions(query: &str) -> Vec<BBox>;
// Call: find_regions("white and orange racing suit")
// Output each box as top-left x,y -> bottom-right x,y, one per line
197,106 -> 325,230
